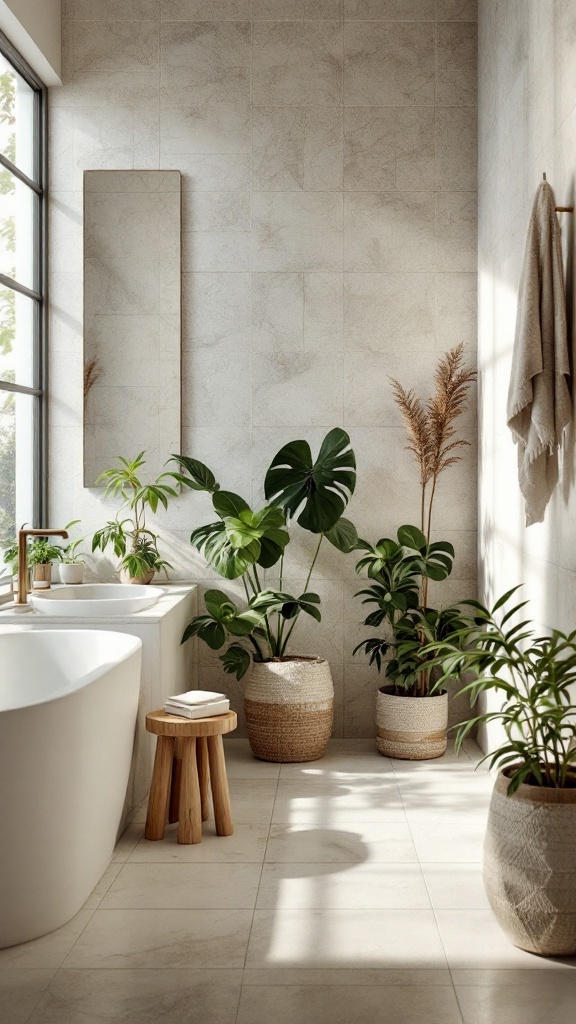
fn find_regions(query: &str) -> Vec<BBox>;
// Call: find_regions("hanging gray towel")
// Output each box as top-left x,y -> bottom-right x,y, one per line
507,180 -> 572,525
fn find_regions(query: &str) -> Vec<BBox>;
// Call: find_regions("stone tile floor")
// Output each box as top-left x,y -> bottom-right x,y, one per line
2,739 -> 576,1023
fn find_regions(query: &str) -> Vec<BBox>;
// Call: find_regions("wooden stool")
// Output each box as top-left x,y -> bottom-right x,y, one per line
145,710 -> 237,845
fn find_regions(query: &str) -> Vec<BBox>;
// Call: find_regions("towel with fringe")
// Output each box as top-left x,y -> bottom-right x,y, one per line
507,180 -> 572,525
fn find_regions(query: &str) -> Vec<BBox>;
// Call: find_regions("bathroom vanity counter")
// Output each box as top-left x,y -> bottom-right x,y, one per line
0,584 -> 197,825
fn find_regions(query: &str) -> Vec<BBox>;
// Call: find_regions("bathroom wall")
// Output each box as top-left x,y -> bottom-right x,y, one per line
0,0 -> 62,83
48,0 -> 477,737
478,0 -> 576,728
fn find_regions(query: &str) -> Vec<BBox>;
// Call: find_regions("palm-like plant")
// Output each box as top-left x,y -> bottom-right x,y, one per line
421,588 -> 576,792
92,452 -> 175,579
171,429 -> 358,679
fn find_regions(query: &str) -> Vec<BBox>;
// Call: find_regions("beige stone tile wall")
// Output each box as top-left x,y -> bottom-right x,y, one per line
51,0 -> 477,736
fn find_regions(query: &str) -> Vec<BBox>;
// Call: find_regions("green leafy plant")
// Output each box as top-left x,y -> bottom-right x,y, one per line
58,520 -> 89,564
27,539 -> 64,567
353,346 -> 476,697
92,452 -> 176,579
421,588 -> 576,793
2,540 -> 18,575
353,524 -> 467,696
171,429 -> 358,679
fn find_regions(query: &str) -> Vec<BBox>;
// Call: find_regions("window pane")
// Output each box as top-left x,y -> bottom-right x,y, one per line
0,55 -> 35,180
0,171 -> 37,290
0,287 -> 34,387
0,389 -> 34,556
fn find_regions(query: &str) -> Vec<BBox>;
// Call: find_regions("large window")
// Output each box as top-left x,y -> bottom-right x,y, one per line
0,33 -> 46,575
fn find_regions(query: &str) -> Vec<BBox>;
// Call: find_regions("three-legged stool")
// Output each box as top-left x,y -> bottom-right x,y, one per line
145,709 -> 237,845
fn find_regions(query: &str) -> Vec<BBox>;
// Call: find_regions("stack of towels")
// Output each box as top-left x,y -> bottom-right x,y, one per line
163,690 -> 230,719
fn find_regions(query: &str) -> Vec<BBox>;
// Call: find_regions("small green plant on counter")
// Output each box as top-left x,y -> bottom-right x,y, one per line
171,428 -> 358,679
27,538 -> 64,567
58,520 -> 88,564
92,452 -> 176,580
353,344 -> 477,697
421,587 -> 576,793
1,540 -> 18,576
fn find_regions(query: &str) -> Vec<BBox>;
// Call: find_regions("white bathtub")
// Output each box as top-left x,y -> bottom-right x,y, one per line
0,628 -> 142,948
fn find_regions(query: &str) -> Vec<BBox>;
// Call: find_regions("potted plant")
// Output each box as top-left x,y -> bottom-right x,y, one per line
424,587 -> 576,956
58,520 -> 88,584
92,452 -> 175,584
353,344 -> 476,759
2,540 -> 20,595
171,428 -> 358,763
27,538 -> 64,590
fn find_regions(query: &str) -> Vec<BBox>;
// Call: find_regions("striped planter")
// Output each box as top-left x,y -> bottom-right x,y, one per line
484,772 -> 576,955
376,687 -> 448,760
244,657 -> 334,763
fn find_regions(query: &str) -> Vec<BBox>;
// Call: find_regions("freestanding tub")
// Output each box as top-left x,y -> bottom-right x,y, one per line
0,628 -> 142,948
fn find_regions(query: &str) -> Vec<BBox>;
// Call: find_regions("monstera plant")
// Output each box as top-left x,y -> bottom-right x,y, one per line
171,428 -> 358,763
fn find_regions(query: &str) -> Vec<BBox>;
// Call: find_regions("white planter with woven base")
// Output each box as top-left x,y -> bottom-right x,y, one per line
244,657 -> 334,763
484,771 -> 576,956
376,687 -> 448,760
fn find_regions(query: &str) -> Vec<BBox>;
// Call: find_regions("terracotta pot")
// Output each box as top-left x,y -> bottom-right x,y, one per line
244,657 -> 334,763
376,686 -> 448,760
484,770 -> 576,956
59,563 -> 84,585
32,564 -> 53,590
120,568 -> 155,585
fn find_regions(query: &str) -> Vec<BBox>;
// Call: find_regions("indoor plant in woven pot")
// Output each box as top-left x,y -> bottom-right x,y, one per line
353,344 -> 476,760
425,588 -> 576,956
172,429 -> 357,762
92,452 -> 174,584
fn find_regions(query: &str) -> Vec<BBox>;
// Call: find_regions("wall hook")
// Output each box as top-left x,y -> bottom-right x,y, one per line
542,172 -> 574,212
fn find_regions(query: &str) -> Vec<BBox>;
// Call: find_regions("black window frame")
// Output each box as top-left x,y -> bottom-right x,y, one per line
0,29 -> 48,563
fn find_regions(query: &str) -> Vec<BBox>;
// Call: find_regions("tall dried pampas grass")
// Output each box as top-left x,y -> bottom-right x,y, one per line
390,343 -> 477,544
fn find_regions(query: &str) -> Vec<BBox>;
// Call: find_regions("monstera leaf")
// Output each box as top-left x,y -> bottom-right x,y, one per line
169,454 -> 219,493
190,521 -> 259,579
325,517 -> 359,553
264,428 -> 356,534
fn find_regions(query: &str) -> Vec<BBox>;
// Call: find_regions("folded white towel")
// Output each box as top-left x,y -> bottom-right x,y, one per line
163,698 -> 230,719
167,690 -> 226,706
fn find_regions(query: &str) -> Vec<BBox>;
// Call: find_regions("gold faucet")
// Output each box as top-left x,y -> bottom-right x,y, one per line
16,528 -> 69,605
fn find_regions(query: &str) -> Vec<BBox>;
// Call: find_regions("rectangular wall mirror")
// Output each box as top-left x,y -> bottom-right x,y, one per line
83,170 -> 182,487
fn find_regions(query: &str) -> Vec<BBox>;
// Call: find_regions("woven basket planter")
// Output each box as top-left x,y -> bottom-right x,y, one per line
244,657 -> 334,763
484,771 -> 576,955
376,687 -> 448,760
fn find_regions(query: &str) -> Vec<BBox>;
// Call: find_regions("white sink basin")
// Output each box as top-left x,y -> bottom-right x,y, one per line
31,584 -> 164,617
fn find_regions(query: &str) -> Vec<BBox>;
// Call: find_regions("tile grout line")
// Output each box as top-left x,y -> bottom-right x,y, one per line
234,754 -> 282,1024
393,749 -> 466,1024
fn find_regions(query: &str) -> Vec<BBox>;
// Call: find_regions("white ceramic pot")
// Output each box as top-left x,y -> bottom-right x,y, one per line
484,771 -> 576,955
59,563 -> 84,585
244,657 -> 334,763
376,687 -> 448,760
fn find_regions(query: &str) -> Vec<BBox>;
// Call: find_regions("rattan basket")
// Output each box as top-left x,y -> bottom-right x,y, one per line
244,657 -> 334,763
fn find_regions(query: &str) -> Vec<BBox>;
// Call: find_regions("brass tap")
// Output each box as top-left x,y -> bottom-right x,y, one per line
16,528 -> 69,605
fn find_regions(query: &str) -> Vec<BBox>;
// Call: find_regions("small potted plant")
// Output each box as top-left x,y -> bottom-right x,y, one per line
2,540 -> 20,595
58,520 -> 88,584
171,429 -> 358,763
28,538 -> 64,590
353,344 -> 476,759
92,452 -> 175,584
424,587 -> 576,957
